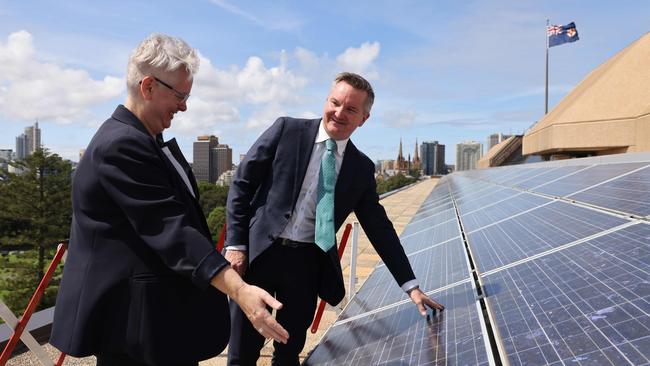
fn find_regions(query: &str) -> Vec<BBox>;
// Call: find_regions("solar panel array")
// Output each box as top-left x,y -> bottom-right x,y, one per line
304,153 -> 650,366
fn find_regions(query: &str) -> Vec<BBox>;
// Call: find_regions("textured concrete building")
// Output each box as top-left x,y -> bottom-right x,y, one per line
524,32 -> 650,159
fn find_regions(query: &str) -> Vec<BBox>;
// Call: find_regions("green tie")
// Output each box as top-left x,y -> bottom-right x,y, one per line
315,139 -> 336,252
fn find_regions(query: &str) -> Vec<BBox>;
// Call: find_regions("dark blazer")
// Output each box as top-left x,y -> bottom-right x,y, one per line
51,105 -> 231,365
226,117 -> 415,305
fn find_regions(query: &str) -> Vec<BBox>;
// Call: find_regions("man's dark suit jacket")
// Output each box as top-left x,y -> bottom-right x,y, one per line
226,117 -> 415,305
51,105 -> 231,365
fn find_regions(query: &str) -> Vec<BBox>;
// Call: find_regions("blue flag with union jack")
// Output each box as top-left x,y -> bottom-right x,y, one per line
547,22 -> 579,47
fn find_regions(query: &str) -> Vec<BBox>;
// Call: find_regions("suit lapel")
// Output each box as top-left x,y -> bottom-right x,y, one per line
163,138 -> 201,199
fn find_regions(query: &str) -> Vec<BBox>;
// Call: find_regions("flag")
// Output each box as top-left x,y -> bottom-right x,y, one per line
547,22 -> 579,47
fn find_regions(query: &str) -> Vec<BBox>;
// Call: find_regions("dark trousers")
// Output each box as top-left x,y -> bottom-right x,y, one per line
96,353 -> 198,366
227,242 -> 321,366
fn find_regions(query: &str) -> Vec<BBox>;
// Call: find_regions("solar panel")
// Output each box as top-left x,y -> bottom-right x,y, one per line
341,237 -> 468,320
466,201 -> 630,272
569,165 -> 650,216
401,219 -> 460,254
532,162 -> 649,198
400,207 -> 458,237
304,281 -> 492,366
482,223 -> 650,365
306,154 -> 650,365
513,165 -> 587,190
460,193 -> 551,232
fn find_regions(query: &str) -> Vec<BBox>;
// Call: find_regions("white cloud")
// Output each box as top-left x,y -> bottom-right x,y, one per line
336,42 -> 380,78
0,31 -> 123,123
245,103 -> 286,130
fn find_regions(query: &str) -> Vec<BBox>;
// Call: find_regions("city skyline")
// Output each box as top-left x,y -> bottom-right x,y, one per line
0,1 -> 648,164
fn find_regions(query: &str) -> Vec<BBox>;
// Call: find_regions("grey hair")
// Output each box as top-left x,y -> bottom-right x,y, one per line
334,72 -> 375,113
126,33 -> 200,96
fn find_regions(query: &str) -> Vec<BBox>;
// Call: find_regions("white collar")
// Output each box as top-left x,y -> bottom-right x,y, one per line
316,119 -> 349,155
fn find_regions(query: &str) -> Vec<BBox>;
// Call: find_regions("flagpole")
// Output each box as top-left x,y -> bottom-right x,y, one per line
545,18 -> 549,114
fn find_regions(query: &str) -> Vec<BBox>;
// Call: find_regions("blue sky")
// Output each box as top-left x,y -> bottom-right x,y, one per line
0,1 -> 648,165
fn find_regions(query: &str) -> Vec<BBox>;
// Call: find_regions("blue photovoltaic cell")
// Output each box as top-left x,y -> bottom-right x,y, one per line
513,165 -> 588,190
570,165 -> 650,217
400,207 -> 457,237
461,193 -> 551,233
401,219 -> 460,255
532,162 -> 650,198
456,187 -> 521,214
304,281 -> 490,366
340,238 -> 468,320
482,223 -> 650,366
466,201 -> 629,272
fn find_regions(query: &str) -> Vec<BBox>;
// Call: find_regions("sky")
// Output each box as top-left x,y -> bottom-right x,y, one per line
0,1 -> 648,165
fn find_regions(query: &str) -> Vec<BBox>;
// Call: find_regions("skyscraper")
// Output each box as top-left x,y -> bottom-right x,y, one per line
193,135 -> 219,183
212,144 -> 233,183
15,121 -> 41,160
420,141 -> 446,175
456,141 -> 483,171
193,135 -> 233,184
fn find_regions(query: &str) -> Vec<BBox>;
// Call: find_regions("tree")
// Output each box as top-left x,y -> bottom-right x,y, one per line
197,182 -> 229,217
0,148 -> 71,312
206,206 -> 227,243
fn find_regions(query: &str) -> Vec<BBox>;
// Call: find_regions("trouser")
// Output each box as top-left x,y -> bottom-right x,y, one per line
96,353 -> 198,366
227,240 -> 321,366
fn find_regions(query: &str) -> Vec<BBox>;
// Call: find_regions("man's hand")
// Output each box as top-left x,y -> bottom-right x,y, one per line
225,250 -> 248,276
408,288 -> 444,316
233,284 -> 289,344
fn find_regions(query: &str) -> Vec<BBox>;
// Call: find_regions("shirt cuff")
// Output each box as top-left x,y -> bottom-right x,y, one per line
225,245 -> 247,251
401,279 -> 419,293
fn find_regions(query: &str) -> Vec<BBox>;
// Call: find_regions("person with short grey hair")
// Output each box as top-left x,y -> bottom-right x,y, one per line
51,33 -> 288,366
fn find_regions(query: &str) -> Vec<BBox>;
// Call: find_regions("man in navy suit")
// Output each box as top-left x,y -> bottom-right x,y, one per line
225,72 -> 444,366
51,33 -> 287,366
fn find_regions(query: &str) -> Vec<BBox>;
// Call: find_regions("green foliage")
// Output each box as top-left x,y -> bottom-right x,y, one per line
206,206 -> 227,243
197,182 -> 229,217
0,249 -> 63,317
0,148 -> 71,318
376,173 -> 417,195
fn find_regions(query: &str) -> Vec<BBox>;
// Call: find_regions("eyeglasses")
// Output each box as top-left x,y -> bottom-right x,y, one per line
141,76 -> 190,103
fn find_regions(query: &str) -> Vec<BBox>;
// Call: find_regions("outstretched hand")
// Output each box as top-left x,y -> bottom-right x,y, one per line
233,284 -> 289,344
408,288 -> 444,316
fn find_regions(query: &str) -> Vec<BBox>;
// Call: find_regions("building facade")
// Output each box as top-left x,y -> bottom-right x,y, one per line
421,141 -> 446,175
193,135 -> 233,184
456,141 -> 483,171
15,122 -> 41,160
193,135 -> 219,183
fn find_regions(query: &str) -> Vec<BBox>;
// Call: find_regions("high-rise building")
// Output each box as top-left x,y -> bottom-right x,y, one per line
15,122 -> 41,160
487,133 -> 512,151
212,144 -> 233,183
193,135 -> 219,183
193,135 -> 233,184
420,141 -> 446,175
456,141 -> 483,171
